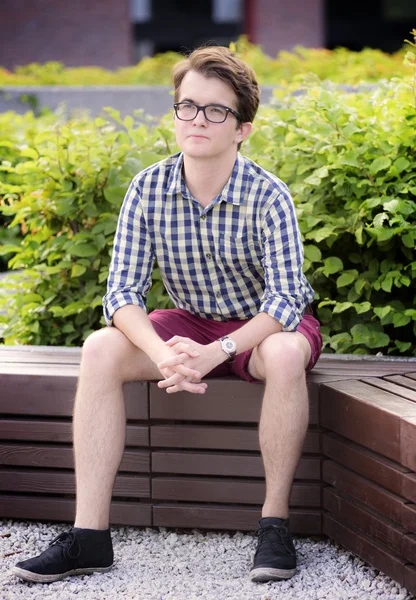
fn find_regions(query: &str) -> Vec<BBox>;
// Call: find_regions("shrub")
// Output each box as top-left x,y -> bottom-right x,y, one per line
0,109 -> 176,345
244,77 -> 416,355
0,36 -> 411,87
0,78 -> 415,354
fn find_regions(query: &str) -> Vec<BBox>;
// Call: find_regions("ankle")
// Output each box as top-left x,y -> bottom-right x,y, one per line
74,519 -> 110,531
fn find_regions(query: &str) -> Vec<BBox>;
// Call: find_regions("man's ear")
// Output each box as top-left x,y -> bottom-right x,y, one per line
236,122 -> 253,145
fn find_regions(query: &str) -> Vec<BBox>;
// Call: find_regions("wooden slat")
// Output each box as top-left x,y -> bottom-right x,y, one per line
150,380 -> 318,424
0,374 -> 77,416
2,345 -> 415,374
0,375 -> 148,420
0,494 -> 152,526
152,477 -> 321,506
323,487 -> 406,553
153,504 -> 322,534
361,377 -> 416,403
320,380 -> 416,462
384,375 -> 416,392
402,504 -> 416,536
0,468 -> 150,498
0,443 -> 150,473
403,473 -> 416,504
0,345 -> 81,365
401,417 -> 416,471
152,451 -> 320,480
402,534 -> 416,564
323,514 -> 406,586
150,425 -> 320,453
322,432 -> 409,497
404,565 -> 416,596
0,419 -> 149,446
323,461 -> 407,524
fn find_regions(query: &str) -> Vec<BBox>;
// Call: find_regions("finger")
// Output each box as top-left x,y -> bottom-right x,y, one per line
166,381 -> 208,394
165,336 -> 191,346
158,372 -> 183,388
170,363 -> 201,380
157,353 -> 188,369
168,342 -> 200,357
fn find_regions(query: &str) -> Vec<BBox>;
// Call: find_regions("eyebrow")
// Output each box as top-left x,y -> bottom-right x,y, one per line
178,97 -> 226,106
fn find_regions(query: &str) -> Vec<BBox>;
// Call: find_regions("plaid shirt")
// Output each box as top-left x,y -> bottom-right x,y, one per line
103,152 -> 314,331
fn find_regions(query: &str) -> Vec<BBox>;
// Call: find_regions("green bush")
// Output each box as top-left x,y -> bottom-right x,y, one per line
0,36 -> 412,86
0,108 -> 176,345
0,78 -> 415,354
244,77 -> 416,355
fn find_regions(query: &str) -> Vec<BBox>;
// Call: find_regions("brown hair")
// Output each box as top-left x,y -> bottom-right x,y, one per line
172,45 -> 260,125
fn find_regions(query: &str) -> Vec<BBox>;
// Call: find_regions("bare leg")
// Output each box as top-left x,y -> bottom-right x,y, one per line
248,332 -> 311,518
73,327 -> 160,529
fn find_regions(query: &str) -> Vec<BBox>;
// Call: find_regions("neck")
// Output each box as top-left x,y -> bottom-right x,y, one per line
183,151 -> 238,207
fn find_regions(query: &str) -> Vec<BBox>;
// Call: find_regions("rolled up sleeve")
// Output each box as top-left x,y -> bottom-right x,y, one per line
259,189 -> 309,331
102,178 -> 155,326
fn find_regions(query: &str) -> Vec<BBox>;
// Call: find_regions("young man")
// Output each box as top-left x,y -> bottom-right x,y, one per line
13,46 -> 321,584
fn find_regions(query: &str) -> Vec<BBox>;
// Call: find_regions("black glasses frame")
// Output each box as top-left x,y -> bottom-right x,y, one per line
173,102 -> 242,123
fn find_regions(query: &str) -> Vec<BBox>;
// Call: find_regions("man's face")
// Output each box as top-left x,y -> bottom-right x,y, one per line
174,70 -> 250,160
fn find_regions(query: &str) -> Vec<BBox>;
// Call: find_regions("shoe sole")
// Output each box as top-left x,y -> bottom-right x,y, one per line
12,564 -> 113,583
249,566 -> 296,582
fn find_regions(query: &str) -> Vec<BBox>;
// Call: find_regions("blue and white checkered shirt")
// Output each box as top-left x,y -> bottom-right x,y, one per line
103,152 -> 314,331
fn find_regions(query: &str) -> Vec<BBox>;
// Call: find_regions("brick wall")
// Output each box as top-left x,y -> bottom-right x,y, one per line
0,0 -> 132,69
252,0 -> 324,56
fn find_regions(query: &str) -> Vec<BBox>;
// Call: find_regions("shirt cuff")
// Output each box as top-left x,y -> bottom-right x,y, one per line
102,291 -> 147,327
259,297 -> 304,331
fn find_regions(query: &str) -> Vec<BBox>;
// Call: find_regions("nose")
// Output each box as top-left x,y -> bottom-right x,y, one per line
193,108 -> 208,125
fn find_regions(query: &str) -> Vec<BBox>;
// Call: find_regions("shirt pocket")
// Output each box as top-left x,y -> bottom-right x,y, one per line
217,234 -> 261,275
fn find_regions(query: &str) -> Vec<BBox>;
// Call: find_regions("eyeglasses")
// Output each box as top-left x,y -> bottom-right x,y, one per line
173,102 -> 242,124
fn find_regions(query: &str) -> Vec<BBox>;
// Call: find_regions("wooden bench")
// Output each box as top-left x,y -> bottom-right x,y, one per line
1,345 -> 415,594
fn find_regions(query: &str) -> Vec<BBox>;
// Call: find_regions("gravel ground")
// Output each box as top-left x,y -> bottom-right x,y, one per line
1,520 -> 414,600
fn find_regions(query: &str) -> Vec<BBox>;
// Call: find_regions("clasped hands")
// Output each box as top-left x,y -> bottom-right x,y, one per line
156,336 -> 223,394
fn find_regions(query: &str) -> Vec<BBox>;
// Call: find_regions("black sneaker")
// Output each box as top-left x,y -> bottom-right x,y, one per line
12,527 -> 113,583
249,517 -> 297,582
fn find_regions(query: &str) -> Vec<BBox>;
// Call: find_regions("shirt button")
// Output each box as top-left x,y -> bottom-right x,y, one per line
200,214 -> 207,220
206,253 -> 212,259
216,291 -> 221,299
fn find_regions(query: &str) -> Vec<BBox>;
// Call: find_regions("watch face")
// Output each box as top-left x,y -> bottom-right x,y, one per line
224,340 -> 235,352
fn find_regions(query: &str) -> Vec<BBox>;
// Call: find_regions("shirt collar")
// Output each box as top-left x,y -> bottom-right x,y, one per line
165,152 -> 248,205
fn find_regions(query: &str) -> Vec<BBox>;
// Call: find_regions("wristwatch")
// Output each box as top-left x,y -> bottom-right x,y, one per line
217,336 -> 237,362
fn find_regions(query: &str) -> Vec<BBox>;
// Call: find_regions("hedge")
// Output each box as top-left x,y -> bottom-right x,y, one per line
0,35 -> 413,86
0,78 -> 415,355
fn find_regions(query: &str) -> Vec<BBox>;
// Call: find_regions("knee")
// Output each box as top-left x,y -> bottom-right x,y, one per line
258,334 -> 308,380
81,327 -> 128,375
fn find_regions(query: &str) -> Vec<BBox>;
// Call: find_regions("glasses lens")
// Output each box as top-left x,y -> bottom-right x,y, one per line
176,103 -> 197,120
205,105 -> 227,122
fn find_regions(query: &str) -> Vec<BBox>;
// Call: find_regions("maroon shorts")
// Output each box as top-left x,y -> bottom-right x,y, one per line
148,308 -> 322,383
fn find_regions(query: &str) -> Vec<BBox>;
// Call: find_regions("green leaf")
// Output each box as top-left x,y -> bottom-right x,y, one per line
103,185 -> 126,205
332,302 -> 352,314
20,146 -> 39,160
304,245 -> 322,262
71,264 -> 87,277
351,324 -> 390,348
68,244 -> 98,258
393,313 -> 411,327
323,256 -> 343,276
354,301 -> 371,314
374,306 -> 392,320
370,156 -> 392,174
336,270 -> 358,288
393,157 -> 410,173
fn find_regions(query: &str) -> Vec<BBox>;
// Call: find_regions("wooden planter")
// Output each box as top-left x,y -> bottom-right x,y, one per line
0,346 -> 415,594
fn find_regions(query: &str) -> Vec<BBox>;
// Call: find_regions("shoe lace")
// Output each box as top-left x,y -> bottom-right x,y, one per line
255,524 -> 293,555
50,530 -> 81,560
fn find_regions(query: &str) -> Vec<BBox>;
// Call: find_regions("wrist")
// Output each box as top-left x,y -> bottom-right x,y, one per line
208,340 -> 230,365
